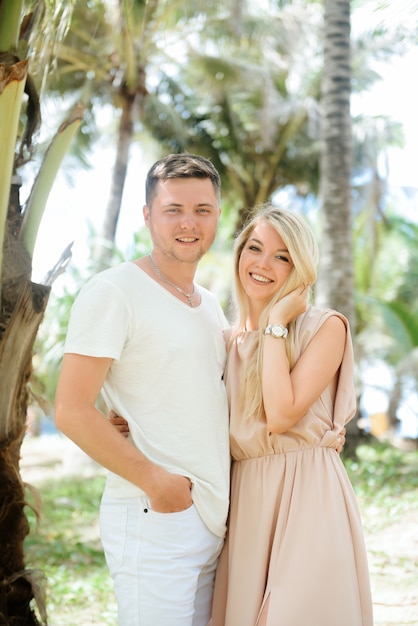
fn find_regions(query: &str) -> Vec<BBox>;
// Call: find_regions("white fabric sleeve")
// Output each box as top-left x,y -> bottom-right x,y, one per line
64,276 -> 132,361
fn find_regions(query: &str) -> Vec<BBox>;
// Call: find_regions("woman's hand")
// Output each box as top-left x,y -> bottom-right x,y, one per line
268,285 -> 310,326
108,409 -> 130,438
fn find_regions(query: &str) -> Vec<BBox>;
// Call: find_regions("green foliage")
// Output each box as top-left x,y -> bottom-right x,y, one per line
24,475 -> 116,625
0,0 -> 23,49
345,442 -> 418,531
141,3 -> 324,212
355,212 -> 418,365
20,103 -> 85,255
385,301 -> 418,348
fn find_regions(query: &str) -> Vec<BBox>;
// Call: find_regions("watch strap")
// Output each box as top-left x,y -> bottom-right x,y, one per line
264,324 -> 288,339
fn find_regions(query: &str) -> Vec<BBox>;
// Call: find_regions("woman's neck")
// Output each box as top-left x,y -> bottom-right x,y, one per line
245,302 -> 264,331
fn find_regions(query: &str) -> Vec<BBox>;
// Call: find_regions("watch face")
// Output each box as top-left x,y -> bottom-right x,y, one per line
271,325 -> 286,338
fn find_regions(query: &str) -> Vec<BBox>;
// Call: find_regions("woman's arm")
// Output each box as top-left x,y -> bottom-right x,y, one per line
263,315 -> 346,434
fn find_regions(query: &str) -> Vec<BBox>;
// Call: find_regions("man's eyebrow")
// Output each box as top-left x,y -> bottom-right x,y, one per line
163,201 -> 216,208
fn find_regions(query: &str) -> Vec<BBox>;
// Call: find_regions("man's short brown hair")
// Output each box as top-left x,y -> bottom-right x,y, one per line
145,153 -> 221,206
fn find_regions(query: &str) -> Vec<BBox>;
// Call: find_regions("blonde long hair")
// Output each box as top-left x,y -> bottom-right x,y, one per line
230,204 -> 319,421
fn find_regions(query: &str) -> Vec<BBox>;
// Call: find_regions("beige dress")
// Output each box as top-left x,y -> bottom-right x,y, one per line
211,306 -> 373,626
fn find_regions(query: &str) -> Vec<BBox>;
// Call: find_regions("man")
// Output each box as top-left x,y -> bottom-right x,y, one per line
54,154 -> 230,626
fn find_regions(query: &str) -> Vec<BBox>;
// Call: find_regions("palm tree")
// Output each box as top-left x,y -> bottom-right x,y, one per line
142,1 -> 325,232
314,0 -> 364,456
45,0 -> 411,253
46,0 -> 331,260
93,0 -> 161,266
0,1 -> 82,622
315,0 -> 354,324
315,0 -> 417,453
50,0 -> 252,267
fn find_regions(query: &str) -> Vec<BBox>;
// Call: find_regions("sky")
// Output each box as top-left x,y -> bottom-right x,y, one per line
29,130 -> 154,284
351,46 -> 418,190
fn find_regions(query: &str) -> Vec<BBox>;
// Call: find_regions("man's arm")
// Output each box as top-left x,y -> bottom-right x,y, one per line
55,353 -> 192,512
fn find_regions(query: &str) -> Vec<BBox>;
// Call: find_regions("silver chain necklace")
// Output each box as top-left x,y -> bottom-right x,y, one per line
149,254 -> 196,307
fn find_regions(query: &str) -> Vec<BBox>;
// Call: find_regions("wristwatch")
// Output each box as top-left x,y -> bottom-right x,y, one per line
264,324 -> 288,339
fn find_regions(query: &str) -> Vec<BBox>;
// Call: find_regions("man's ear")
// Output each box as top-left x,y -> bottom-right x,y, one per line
143,204 -> 150,227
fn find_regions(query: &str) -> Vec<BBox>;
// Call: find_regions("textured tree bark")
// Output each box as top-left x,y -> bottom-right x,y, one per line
96,71 -> 147,270
0,280 -> 50,625
316,0 -> 355,330
317,0 -> 364,458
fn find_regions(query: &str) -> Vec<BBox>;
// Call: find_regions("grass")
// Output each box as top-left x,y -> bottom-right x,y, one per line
345,442 -> 418,625
23,441 -> 418,625
24,475 -> 117,626
344,441 -> 418,532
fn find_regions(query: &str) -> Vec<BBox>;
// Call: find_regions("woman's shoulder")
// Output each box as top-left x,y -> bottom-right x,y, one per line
296,306 -> 350,341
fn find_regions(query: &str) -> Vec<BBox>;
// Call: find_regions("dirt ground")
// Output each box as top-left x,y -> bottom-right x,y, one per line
20,434 -> 418,626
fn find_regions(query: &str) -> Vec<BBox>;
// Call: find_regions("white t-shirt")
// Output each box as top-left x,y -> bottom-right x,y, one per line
64,261 -> 230,537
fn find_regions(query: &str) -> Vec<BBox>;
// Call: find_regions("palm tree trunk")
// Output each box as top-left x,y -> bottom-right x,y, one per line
0,280 -> 49,625
97,85 -> 136,268
96,72 -> 146,270
316,0 -> 355,329
317,0 -> 363,457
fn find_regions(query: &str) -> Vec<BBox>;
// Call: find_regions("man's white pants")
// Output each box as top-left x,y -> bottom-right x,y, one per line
99,495 -> 224,626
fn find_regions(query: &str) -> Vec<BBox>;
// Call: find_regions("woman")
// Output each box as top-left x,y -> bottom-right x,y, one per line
210,204 -> 373,626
